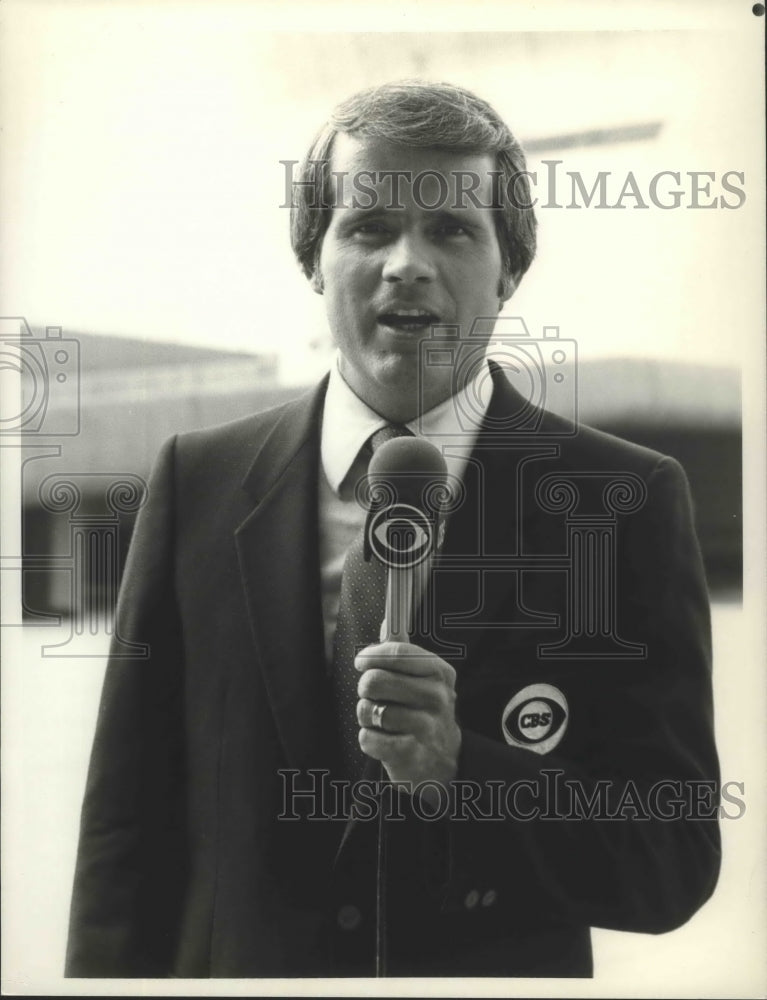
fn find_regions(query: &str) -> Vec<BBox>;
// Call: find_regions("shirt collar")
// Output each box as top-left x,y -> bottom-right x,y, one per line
321,352 -> 493,496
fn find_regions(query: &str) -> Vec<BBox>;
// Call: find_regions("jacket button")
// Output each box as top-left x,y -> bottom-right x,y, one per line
337,904 -> 362,931
463,889 -> 480,910
481,889 -> 498,908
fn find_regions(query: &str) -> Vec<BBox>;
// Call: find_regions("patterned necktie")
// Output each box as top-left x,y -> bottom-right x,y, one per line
331,425 -> 413,780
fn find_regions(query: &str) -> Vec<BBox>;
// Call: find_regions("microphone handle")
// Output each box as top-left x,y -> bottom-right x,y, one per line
376,557 -> 431,974
377,563 -> 415,978
375,544 -> 437,973
382,567 -> 413,641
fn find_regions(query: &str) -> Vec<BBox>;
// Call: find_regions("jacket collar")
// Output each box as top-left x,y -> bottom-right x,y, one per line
240,376 -> 328,503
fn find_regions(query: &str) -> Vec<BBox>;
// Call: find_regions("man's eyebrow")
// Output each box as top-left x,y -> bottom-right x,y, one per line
335,205 -> 392,221
430,207 -> 480,226
342,203 -> 389,213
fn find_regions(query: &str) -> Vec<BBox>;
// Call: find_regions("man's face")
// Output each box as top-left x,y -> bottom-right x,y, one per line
314,134 -> 517,421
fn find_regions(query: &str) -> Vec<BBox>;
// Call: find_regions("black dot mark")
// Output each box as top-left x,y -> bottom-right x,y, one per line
753,3 -> 765,15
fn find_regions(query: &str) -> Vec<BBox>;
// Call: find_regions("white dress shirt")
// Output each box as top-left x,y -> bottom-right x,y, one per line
318,354 -> 493,664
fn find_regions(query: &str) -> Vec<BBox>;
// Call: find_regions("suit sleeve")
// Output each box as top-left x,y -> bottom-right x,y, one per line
440,455 -> 721,933
65,436 -> 188,977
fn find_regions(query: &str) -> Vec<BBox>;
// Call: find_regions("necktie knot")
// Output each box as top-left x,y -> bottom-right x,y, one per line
370,423 -> 413,453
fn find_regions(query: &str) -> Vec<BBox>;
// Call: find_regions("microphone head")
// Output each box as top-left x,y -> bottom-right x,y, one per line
364,437 -> 449,568
367,436 -> 447,511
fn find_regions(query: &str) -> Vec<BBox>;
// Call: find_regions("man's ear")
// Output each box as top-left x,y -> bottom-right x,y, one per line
310,268 -> 324,294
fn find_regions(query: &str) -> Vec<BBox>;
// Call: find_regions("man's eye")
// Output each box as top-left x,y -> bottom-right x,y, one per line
434,223 -> 470,238
354,222 -> 389,236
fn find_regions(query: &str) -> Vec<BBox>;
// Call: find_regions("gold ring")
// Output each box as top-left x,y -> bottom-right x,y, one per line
371,702 -> 387,730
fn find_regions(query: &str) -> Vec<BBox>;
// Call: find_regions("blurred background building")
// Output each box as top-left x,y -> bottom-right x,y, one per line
15,321 -> 740,625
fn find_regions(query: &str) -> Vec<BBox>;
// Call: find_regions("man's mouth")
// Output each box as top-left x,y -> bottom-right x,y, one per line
377,309 -> 441,332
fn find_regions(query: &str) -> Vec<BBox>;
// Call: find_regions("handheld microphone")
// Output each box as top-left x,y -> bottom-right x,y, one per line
361,436 -> 449,978
364,437 -> 448,641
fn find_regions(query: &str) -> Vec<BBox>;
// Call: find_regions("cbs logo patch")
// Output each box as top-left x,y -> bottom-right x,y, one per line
501,684 -> 568,755
367,504 -> 434,569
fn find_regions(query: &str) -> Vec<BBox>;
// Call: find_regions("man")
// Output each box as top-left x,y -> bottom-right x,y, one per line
65,80 -> 720,978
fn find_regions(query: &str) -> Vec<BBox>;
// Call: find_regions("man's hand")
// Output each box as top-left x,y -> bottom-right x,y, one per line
355,641 -> 461,791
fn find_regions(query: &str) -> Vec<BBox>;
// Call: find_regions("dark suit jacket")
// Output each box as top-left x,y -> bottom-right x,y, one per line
65,369 -> 721,978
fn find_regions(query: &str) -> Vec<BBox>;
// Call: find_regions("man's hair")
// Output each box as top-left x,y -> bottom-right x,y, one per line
289,80 -> 537,297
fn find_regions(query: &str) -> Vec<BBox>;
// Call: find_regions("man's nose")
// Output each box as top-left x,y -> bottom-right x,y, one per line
381,232 -> 437,284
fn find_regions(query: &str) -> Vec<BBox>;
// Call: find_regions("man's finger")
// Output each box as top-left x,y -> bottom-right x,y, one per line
358,727 -> 419,765
357,668 -> 453,711
356,697 -> 432,738
355,642 -> 456,685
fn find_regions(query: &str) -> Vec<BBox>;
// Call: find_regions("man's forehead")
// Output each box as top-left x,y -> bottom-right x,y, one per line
327,133 -> 500,209
330,132 -> 495,170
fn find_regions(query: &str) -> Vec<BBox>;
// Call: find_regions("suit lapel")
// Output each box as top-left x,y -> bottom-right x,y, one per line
414,368 -> 560,663
235,377 -> 341,775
